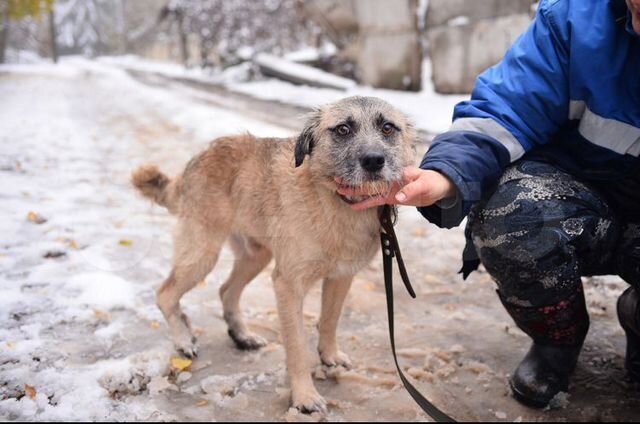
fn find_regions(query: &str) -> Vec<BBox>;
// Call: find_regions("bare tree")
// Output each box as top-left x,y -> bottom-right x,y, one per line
48,6 -> 58,63
0,0 -> 8,64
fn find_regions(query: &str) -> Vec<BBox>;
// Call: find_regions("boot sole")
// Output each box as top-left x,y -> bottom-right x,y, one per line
509,379 -> 552,409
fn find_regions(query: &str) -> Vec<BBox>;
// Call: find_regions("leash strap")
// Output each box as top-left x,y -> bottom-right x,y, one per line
379,205 -> 455,423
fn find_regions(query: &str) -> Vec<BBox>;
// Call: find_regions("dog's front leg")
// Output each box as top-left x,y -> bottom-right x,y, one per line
318,276 -> 353,368
273,271 -> 326,414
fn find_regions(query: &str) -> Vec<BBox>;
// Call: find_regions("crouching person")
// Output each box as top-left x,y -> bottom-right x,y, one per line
340,0 -> 640,408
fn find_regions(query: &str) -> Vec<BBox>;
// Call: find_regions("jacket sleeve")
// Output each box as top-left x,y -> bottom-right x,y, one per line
418,0 -> 571,228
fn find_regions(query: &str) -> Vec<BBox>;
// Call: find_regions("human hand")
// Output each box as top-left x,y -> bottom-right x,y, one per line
335,167 -> 456,211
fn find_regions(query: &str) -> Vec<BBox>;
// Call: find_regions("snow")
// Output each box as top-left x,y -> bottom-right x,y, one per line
284,48 -> 322,63
65,272 -> 137,310
253,52 -> 357,90
100,54 -> 468,135
448,16 -> 471,27
0,56 -> 291,421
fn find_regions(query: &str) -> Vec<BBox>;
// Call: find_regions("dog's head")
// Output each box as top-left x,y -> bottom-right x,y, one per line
295,96 -> 416,201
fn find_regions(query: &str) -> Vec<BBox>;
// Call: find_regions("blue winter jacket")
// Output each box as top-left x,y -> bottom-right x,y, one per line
419,0 -> 640,228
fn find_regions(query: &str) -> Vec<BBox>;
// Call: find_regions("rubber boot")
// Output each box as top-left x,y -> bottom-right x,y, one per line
617,286 -> 640,382
498,287 -> 589,408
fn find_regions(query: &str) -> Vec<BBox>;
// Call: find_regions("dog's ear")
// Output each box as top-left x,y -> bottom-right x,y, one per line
295,111 -> 321,167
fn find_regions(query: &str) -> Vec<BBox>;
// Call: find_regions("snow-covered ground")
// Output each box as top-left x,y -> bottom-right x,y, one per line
98,55 -> 468,136
1,58 -> 637,422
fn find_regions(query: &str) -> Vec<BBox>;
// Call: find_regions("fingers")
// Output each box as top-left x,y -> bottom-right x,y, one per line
400,166 -> 424,182
395,177 -> 432,205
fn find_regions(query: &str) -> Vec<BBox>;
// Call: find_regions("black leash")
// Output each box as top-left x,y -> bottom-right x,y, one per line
379,205 -> 456,423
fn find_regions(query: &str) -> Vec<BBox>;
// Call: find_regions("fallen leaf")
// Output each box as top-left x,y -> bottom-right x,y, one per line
118,239 -> 133,246
413,227 -> 427,237
195,399 -> 209,407
6,342 -> 16,349
27,211 -> 47,224
93,309 -> 110,321
171,357 -> 192,372
150,321 -> 161,330
68,239 -> 79,249
24,384 -> 36,400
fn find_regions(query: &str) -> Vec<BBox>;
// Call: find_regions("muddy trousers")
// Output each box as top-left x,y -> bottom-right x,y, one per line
465,160 -> 640,347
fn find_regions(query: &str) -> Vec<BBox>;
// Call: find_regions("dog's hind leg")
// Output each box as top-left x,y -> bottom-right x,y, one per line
219,234 -> 272,350
318,276 -> 353,368
157,219 -> 227,358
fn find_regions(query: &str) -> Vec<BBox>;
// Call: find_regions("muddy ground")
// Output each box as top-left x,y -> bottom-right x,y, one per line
1,60 -> 638,422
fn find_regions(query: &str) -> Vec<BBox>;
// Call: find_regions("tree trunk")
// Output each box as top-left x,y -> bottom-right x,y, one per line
48,8 -> 58,63
117,0 -> 128,54
0,0 -> 9,64
177,10 -> 188,66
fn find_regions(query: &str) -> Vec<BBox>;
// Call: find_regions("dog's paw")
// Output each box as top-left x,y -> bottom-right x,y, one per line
319,349 -> 352,369
292,387 -> 327,414
175,335 -> 198,359
228,329 -> 267,351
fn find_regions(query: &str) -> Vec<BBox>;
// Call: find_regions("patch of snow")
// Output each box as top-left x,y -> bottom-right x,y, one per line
448,16 -> 471,27
284,48 -> 321,63
65,272 -> 137,310
253,53 -> 357,90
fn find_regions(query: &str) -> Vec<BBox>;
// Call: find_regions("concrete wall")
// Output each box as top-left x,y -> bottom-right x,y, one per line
354,0 -> 422,91
427,0 -> 536,94
427,0 -> 535,26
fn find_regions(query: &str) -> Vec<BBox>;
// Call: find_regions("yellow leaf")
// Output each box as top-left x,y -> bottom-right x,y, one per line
94,309 -> 110,321
171,357 -> 192,372
412,228 -> 427,237
27,211 -> 47,224
25,384 -> 36,400
195,399 -> 209,407
150,321 -> 161,330
6,341 -> 16,349
68,239 -> 79,249
118,239 -> 133,246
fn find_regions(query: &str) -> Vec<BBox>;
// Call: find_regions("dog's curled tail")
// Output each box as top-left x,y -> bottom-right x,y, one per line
131,165 -> 180,214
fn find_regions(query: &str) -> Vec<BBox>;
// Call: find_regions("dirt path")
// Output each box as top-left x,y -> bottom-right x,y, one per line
0,59 -> 637,421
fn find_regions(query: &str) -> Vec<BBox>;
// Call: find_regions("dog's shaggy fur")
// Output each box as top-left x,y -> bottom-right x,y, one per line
132,96 -> 416,412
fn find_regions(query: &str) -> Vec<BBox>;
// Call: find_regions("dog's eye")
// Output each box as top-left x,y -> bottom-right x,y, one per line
381,123 -> 395,136
335,124 -> 351,136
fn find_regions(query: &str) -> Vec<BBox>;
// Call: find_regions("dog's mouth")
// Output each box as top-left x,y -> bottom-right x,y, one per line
334,179 -> 392,204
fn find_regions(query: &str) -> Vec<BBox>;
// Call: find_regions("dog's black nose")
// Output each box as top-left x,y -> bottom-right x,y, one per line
360,153 -> 385,172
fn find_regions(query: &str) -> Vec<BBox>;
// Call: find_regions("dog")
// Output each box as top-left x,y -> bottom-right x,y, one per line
131,96 -> 416,413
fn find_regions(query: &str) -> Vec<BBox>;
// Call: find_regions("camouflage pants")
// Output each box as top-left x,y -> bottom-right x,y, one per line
465,160 -> 640,345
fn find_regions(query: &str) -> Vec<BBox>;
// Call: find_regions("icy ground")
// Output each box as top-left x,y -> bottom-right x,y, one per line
1,58 -> 639,421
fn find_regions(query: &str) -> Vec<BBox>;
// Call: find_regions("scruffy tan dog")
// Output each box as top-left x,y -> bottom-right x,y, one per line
132,96 -> 416,413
